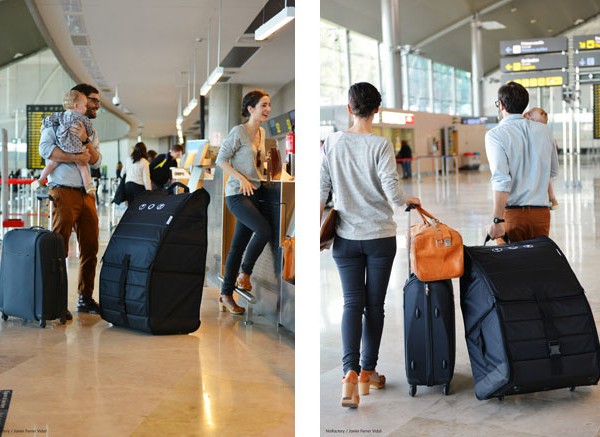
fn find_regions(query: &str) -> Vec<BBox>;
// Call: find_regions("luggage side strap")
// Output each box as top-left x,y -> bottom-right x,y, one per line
534,291 -> 563,376
118,255 -> 131,327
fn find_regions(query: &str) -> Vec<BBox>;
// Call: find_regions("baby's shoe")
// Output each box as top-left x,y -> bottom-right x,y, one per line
550,198 -> 559,210
86,185 -> 97,194
30,180 -> 41,191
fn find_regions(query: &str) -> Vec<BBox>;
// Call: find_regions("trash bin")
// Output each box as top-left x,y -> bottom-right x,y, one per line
459,152 -> 481,170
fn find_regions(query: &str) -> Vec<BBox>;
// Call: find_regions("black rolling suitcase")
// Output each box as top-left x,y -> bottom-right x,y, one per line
99,185 -> 210,335
404,207 -> 456,396
0,227 -> 68,327
461,236 -> 600,400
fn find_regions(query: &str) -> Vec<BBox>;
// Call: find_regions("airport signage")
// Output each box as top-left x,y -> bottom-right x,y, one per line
500,37 -> 567,56
573,34 -> 600,51
376,111 -> 415,125
500,53 -> 567,72
501,71 -> 568,88
573,50 -> 600,68
27,105 -> 63,169
594,84 -> 600,139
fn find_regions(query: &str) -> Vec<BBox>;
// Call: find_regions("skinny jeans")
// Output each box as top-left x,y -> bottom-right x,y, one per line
221,189 -> 272,296
332,235 -> 397,374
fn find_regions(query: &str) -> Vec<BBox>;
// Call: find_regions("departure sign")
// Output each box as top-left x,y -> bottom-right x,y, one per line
501,53 -> 567,72
500,37 -> 567,56
573,34 -> 600,51
574,50 -> 600,68
27,105 -> 62,169
267,110 -> 294,136
594,84 -> 600,139
501,71 -> 567,88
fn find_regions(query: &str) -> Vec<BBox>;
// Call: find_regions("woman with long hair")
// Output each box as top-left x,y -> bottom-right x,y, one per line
122,141 -> 152,203
320,82 -> 420,408
215,90 -> 273,315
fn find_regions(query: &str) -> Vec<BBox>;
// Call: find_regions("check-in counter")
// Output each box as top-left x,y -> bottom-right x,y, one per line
195,165 -> 295,334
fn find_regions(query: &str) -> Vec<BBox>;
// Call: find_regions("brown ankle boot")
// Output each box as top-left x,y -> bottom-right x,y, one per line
218,295 -> 245,315
358,369 -> 386,395
341,370 -> 360,408
235,272 -> 252,291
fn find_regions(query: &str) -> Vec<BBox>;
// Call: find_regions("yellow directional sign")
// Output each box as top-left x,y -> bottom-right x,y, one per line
574,34 -> 600,51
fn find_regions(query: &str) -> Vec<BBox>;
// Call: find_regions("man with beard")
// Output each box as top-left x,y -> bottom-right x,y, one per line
39,83 -> 103,319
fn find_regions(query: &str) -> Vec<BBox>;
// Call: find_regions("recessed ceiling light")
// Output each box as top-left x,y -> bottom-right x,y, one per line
547,28 -> 553,33
530,18 -> 537,24
574,18 -> 584,25
13,53 -> 23,59
510,7 -> 517,12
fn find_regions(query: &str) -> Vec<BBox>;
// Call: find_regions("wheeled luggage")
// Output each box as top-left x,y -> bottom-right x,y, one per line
0,227 -> 68,327
404,205 -> 456,396
99,186 -> 210,334
461,236 -> 600,400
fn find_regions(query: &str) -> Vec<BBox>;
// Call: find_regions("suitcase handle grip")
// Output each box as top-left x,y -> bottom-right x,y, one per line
167,182 -> 190,194
484,233 -> 510,245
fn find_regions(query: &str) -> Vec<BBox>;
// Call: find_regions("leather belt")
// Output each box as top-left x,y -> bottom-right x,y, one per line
51,184 -> 87,194
505,205 -> 549,209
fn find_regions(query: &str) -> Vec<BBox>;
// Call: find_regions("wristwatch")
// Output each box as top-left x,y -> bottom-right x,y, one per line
493,217 -> 505,224
82,137 -> 91,145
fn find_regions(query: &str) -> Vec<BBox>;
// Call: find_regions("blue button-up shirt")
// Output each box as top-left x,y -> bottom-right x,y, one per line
485,114 -> 558,207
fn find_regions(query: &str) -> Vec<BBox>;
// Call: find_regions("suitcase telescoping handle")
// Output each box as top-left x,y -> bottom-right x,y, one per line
405,203 -> 418,277
167,182 -> 190,194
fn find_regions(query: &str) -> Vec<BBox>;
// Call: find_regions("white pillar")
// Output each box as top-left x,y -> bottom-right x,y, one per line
381,0 -> 402,108
470,16 -> 483,116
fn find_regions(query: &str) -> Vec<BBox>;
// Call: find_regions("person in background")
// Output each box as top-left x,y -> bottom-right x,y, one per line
486,82 -> 557,242
32,90 -> 96,193
121,142 -> 152,203
523,107 -> 559,210
149,144 -> 183,190
320,82 -> 421,409
147,149 -> 157,161
397,140 -> 413,179
38,83 -> 103,318
116,161 -> 123,179
215,89 -> 272,315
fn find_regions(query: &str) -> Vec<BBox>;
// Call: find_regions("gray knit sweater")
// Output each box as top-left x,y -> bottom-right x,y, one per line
320,131 -> 407,240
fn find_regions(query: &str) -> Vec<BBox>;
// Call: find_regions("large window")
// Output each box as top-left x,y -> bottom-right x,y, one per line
433,63 -> 454,114
407,54 -> 430,112
321,20 -> 381,105
455,70 -> 472,115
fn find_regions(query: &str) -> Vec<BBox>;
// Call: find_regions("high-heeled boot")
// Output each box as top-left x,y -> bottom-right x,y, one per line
341,370 -> 360,408
218,295 -> 245,315
358,369 -> 386,395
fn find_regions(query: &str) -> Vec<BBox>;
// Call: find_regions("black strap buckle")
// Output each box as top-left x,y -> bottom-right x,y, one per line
548,341 -> 561,356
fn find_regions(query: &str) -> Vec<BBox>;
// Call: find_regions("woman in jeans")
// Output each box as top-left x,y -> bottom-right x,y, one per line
215,90 -> 272,315
320,82 -> 420,408
121,142 -> 152,203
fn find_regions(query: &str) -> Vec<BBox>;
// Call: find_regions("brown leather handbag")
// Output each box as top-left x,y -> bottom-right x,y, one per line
282,236 -> 295,282
320,208 -> 337,251
409,206 -> 464,281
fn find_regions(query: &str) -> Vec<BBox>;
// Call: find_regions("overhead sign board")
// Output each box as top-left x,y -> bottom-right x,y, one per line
461,116 -> 497,125
573,34 -> 600,51
27,105 -> 63,169
594,84 -> 600,139
501,71 -> 568,88
500,37 -> 567,56
573,50 -> 600,68
500,53 -> 567,72
376,111 -> 415,125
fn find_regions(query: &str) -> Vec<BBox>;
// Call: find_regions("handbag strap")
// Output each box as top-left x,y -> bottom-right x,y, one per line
415,205 -> 440,225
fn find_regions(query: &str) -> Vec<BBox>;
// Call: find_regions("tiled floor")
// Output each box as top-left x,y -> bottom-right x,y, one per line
0,200 -> 294,436
320,158 -> 600,436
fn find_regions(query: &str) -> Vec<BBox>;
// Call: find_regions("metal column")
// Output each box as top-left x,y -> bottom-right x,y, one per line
471,16 -> 483,116
381,0 -> 402,108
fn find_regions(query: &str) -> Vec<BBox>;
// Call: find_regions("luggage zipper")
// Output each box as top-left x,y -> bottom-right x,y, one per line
425,283 -> 434,386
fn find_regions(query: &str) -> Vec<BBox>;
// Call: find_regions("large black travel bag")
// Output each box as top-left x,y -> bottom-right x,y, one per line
461,236 -> 600,400
99,186 -> 210,334
0,227 -> 68,327
404,206 -> 456,396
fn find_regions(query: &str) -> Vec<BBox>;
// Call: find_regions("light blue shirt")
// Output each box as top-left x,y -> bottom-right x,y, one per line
39,123 -> 102,188
485,114 -> 558,207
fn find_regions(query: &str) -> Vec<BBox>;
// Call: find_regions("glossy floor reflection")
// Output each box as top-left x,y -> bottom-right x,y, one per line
0,203 -> 294,436
320,159 -> 600,436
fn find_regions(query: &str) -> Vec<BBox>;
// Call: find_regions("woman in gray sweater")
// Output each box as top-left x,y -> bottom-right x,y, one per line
320,82 -> 420,408
215,90 -> 272,315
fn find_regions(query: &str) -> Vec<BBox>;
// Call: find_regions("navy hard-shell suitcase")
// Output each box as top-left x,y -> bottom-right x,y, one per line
403,206 -> 456,396
99,186 -> 210,334
0,227 -> 68,327
460,236 -> 600,400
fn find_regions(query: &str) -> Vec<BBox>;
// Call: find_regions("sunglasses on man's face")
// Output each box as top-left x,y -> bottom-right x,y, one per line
88,97 -> 100,105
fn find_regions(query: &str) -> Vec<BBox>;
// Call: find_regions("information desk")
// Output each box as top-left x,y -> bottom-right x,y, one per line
200,168 -> 295,334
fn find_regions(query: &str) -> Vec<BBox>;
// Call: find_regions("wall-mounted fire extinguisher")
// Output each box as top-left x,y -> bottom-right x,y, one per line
285,126 -> 295,176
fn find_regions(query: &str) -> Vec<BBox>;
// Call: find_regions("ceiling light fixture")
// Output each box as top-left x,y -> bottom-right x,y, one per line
200,3 -> 223,97
255,2 -> 295,41
480,20 -> 506,30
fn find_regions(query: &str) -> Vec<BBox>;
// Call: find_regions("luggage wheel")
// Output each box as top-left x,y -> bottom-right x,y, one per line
569,386 -> 576,392
1,313 -> 7,321
442,384 -> 450,396
409,385 -> 417,397
497,396 -> 504,401
59,315 -> 67,324
39,319 -> 46,328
